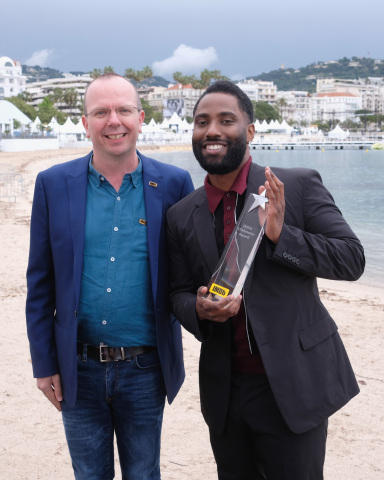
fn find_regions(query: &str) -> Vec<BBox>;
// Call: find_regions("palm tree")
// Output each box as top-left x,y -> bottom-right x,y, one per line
89,68 -> 102,79
63,88 -> 79,116
276,98 -> 289,120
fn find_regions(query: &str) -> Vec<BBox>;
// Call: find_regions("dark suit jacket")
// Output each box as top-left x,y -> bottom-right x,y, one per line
167,162 -> 364,435
26,151 -> 194,406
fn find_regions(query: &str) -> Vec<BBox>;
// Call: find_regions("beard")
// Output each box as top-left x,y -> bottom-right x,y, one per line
192,133 -> 248,175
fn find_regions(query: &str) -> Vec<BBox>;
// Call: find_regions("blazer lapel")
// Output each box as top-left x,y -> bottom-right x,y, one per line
193,194 -> 220,275
67,158 -> 88,306
142,159 -> 163,303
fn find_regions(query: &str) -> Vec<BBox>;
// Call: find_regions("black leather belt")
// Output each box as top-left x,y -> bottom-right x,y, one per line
77,343 -> 156,362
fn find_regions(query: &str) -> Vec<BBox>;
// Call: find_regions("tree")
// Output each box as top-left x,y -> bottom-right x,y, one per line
252,101 -> 280,122
140,66 -> 153,83
90,68 -> 102,79
51,87 -> 64,106
172,69 -> 228,89
141,99 -> 162,123
37,97 -> 67,124
124,66 -> 153,84
18,90 -> 34,103
63,88 -> 79,116
5,95 -> 37,120
355,109 -> 373,131
311,120 -> 330,132
13,119 -> 21,130
276,98 -> 288,120
103,66 -> 115,74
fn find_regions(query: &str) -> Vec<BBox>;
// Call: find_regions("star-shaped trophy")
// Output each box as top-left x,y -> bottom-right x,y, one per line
206,191 -> 269,300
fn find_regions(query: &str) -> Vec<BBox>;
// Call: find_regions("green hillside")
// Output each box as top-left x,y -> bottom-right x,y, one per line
249,57 -> 384,92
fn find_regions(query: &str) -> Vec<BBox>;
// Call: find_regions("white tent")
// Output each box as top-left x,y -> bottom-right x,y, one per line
58,117 -> 78,134
328,124 -> 349,139
168,112 -> 183,131
179,118 -> 193,132
159,118 -> 170,129
146,118 -> 158,128
141,123 -> 166,134
30,115 -> 43,134
0,100 -> 31,134
254,119 -> 270,132
47,117 -> 61,135
280,120 -> 294,133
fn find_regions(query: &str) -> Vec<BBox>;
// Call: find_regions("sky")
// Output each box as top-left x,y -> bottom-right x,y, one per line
2,0 -> 383,82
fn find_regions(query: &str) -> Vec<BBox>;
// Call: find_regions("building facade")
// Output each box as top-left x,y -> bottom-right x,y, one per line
0,56 -> 27,99
236,79 -> 277,105
162,83 -> 204,119
317,78 -> 383,114
276,91 -> 312,124
25,74 -> 92,116
137,85 -> 166,111
311,92 -> 362,123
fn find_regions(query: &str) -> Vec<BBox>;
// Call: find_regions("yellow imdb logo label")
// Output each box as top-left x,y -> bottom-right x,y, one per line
209,283 -> 229,298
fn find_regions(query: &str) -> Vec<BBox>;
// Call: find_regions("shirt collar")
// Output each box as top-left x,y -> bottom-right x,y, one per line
88,151 -> 143,188
204,156 -> 252,214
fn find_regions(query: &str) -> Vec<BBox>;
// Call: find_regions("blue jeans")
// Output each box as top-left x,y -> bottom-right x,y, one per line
61,349 -> 166,480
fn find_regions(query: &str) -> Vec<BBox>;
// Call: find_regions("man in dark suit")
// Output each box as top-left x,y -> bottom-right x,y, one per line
167,80 -> 364,479
26,73 -> 194,480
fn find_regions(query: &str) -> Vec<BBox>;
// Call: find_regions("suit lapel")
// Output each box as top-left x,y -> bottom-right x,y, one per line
67,156 -> 89,306
142,157 -> 163,303
193,193 -> 220,275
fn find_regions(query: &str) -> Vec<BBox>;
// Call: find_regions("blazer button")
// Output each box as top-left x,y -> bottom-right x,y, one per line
287,254 -> 292,261
296,259 -> 301,265
283,252 -> 288,259
291,256 -> 296,263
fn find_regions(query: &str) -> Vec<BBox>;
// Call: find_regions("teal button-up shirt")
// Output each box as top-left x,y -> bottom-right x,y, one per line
77,156 -> 156,347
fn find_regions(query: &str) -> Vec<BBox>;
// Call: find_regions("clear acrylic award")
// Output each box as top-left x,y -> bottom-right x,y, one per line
206,191 -> 268,300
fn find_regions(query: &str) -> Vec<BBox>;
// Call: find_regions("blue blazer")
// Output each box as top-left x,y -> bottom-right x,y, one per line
26,151 -> 194,406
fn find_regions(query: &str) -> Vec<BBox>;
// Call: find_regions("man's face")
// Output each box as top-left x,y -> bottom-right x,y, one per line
192,92 -> 255,175
82,77 -> 144,160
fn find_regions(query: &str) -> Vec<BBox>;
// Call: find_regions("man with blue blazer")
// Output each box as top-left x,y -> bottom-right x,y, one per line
167,81 -> 365,479
26,74 -> 194,480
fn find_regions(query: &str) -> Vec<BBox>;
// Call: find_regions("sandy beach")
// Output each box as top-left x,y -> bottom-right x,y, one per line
1,147 -> 383,479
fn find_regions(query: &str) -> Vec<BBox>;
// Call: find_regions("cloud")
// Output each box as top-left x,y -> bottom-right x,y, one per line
230,73 -> 246,81
152,44 -> 218,77
24,49 -> 55,67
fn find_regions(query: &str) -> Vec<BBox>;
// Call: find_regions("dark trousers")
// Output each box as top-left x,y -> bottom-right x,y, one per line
209,372 -> 327,480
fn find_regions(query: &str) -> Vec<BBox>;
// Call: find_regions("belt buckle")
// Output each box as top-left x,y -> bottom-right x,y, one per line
99,344 -> 109,362
99,344 -> 125,362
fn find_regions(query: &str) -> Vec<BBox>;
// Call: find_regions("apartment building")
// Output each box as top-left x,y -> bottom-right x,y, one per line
162,83 -> 204,118
312,92 -> 362,123
236,79 -> 277,105
137,85 -> 166,111
317,78 -> 383,114
276,91 -> 311,124
0,56 -> 27,99
25,74 -> 92,116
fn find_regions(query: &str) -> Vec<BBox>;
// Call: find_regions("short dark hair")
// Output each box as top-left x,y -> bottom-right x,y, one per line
83,73 -> 142,115
193,80 -> 254,123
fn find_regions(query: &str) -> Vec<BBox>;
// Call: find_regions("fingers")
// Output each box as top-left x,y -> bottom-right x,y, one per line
196,286 -> 242,322
263,167 -> 285,244
37,375 -> 62,411
265,167 -> 284,200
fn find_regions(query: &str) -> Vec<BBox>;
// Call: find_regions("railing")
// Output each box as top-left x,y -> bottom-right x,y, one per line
0,164 -> 24,202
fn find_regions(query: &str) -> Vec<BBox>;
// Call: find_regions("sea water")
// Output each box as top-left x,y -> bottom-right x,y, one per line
150,149 -> 384,287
